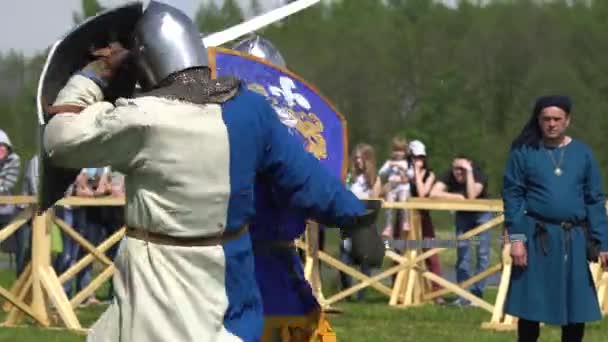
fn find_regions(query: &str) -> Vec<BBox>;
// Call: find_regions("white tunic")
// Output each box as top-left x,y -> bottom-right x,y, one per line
45,73 -> 367,342
45,75 -> 244,342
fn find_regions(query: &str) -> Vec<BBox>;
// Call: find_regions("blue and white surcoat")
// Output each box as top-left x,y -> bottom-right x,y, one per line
43,75 -> 364,342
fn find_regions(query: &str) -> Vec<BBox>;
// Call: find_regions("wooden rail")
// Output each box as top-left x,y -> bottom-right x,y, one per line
300,197 -> 608,331
0,195 -> 604,334
0,196 -> 124,332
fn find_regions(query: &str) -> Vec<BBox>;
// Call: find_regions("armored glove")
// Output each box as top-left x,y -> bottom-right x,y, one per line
82,42 -> 131,84
341,199 -> 385,268
46,42 -> 132,116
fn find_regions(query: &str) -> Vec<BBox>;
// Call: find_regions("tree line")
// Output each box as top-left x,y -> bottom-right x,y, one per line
2,0 -> 608,195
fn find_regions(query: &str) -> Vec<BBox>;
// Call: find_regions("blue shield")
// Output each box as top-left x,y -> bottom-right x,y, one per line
209,47 -> 347,180
209,47 -> 348,316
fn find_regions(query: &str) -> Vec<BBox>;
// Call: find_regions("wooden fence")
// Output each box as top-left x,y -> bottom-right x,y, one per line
299,198 -> 608,331
0,196 -> 123,333
0,196 -> 605,333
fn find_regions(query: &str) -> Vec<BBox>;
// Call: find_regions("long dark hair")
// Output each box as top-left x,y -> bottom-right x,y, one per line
510,114 -> 542,149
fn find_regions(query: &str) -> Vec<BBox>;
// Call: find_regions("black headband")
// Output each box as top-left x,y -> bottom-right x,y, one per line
533,95 -> 572,116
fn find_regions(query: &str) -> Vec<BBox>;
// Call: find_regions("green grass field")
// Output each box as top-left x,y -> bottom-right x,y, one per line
0,211 -> 606,341
1,291 -> 607,342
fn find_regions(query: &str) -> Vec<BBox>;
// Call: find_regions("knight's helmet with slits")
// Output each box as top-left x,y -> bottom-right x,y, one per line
131,1 -> 209,91
231,34 -> 287,69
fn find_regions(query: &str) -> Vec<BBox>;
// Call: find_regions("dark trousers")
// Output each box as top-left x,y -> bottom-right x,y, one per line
518,319 -> 585,342
15,219 -> 31,276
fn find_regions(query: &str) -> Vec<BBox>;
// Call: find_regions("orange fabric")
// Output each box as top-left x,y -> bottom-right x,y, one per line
262,310 -> 337,342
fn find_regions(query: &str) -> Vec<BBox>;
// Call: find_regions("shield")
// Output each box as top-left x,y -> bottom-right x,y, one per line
36,2 -> 143,211
209,47 -> 353,315
208,47 -> 348,180
208,49 -> 386,268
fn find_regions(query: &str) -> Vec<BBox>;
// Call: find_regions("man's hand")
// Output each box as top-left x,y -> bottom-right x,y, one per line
111,185 -> 125,197
76,185 -> 94,198
455,159 -> 473,172
46,42 -> 130,116
94,184 -> 109,197
511,240 -> 527,267
84,42 -> 131,82
600,251 -> 608,270
93,173 -> 112,197
74,173 -> 94,197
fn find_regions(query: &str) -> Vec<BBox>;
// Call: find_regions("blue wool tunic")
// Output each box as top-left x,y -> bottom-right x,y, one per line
248,176 -> 318,316
502,139 -> 608,325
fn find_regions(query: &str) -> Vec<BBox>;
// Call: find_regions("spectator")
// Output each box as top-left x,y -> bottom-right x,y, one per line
99,167 -> 125,302
109,170 -> 125,198
339,143 -> 381,301
430,154 -> 493,306
0,129 -> 21,275
379,136 -> 411,239
16,155 -> 37,276
408,140 -> 444,303
52,172 -> 78,296
71,167 -> 112,306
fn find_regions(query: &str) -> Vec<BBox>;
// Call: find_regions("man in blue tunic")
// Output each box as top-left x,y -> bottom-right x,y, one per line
232,35 -> 326,341
42,3 -> 378,341
503,95 -> 608,342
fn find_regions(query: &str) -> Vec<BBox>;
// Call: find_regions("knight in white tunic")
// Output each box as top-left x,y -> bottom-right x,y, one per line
42,2 -> 376,342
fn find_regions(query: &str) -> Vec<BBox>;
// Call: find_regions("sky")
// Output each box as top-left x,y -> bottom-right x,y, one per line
1,0 -> 462,57
0,0 -> 287,57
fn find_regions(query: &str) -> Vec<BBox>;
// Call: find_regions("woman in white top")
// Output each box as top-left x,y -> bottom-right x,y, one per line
348,144 -> 381,199
340,143 -> 381,301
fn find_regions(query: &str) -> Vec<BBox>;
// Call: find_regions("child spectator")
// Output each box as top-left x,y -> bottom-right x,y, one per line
379,136 -> 411,239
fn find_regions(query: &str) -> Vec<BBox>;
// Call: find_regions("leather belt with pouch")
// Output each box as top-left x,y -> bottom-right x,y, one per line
525,211 -> 600,262
126,224 -> 248,247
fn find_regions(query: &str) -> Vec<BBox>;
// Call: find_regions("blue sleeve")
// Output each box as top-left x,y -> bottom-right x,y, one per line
256,98 -> 365,228
502,148 -> 527,237
583,149 -> 608,251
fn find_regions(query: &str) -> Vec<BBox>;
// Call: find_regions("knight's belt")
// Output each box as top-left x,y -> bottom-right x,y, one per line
126,224 -> 248,246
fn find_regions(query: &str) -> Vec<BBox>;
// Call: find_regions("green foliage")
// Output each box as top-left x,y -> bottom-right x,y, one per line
3,0 -> 608,195
196,0 -> 244,34
250,0 -> 262,16
243,0 -> 608,194
0,51 -> 44,161
72,0 -> 104,24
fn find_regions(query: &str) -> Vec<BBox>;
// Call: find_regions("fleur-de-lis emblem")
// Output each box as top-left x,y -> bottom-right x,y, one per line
269,76 -> 311,110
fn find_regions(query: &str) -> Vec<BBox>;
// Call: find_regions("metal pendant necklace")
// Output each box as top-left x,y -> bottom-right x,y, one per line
543,142 -> 566,176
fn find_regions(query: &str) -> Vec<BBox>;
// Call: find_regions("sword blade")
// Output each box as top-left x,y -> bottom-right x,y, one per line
202,0 -> 321,47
